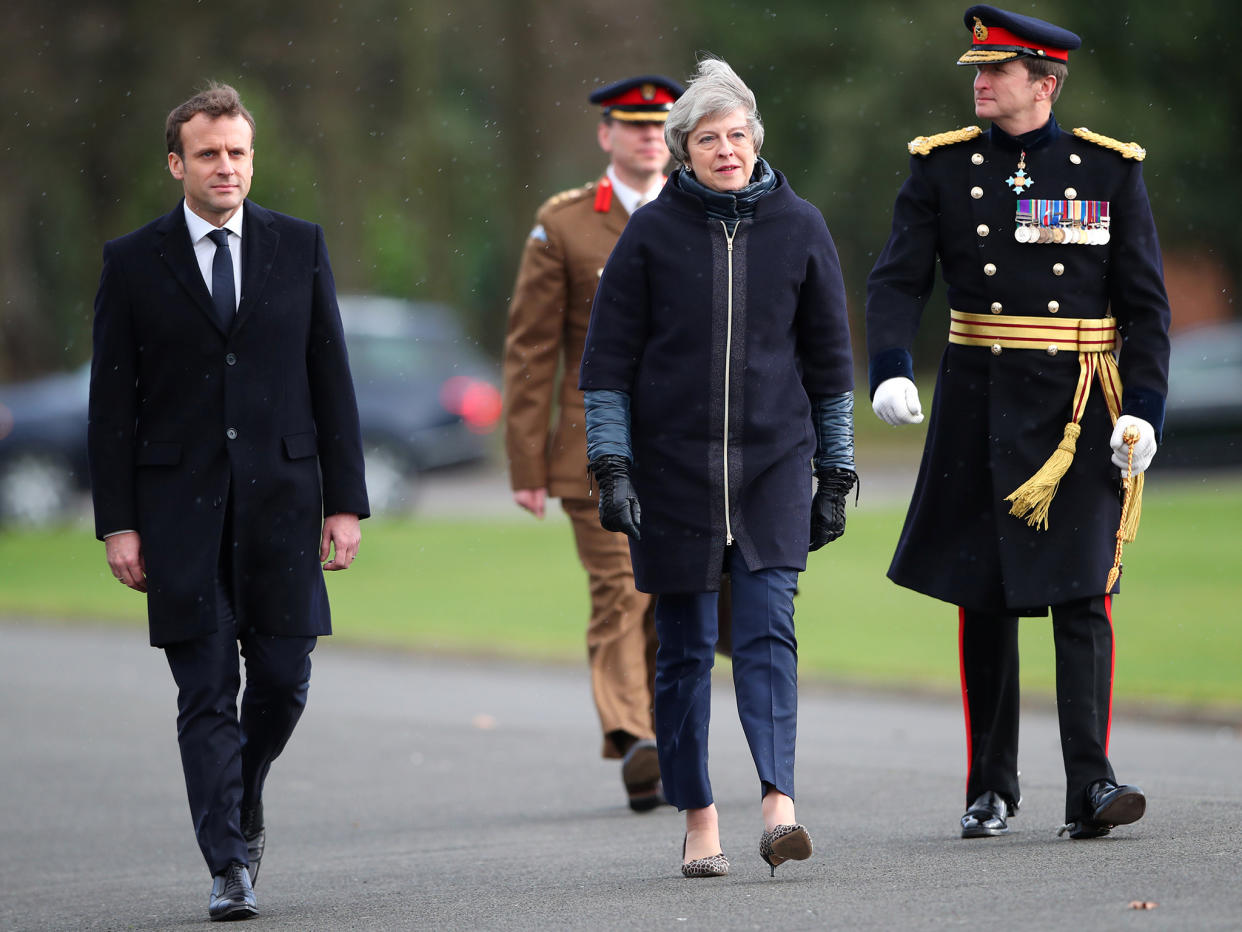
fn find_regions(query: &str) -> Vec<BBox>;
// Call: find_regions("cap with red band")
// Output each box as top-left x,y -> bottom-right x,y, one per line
957,4 -> 1081,66
589,75 -> 684,123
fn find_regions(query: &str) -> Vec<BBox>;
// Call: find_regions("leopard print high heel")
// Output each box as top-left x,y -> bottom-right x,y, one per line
759,823 -> 812,876
680,833 -> 729,878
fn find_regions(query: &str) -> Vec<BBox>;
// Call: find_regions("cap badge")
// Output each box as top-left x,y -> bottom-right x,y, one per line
641,83 -> 656,101
973,17 -> 988,41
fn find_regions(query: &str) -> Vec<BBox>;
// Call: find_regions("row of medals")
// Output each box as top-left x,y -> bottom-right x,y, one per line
1014,222 -> 1111,245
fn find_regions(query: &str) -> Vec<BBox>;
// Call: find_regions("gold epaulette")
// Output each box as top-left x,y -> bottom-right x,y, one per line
541,183 -> 594,213
907,125 -> 982,156
1072,127 -> 1146,161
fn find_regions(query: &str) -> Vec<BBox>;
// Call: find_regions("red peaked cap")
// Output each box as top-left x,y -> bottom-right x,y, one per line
958,4 -> 1081,65
589,75 -> 684,122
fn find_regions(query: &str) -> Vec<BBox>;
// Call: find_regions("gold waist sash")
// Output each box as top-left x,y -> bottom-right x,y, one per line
948,309 -> 1116,353
944,309 -> 1140,543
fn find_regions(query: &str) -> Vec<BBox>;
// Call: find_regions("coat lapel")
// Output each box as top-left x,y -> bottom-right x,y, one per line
234,200 -> 279,335
155,203 -> 223,333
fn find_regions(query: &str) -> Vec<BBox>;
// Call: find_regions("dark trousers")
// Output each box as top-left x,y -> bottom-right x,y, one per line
960,594 -> 1117,822
164,573 -> 315,876
653,546 -> 799,811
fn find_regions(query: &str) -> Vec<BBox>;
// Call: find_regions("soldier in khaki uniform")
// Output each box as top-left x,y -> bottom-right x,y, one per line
503,75 -> 682,811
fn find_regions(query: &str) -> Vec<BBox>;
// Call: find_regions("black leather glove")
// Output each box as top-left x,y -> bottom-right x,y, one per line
810,467 -> 857,551
589,454 -> 642,540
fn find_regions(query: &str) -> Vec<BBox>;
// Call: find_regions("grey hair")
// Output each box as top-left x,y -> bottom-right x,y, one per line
664,57 -> 764,165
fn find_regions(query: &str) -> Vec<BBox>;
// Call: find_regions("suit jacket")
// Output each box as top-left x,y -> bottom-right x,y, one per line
88,200 -> 369,646
502,177 -> 629,500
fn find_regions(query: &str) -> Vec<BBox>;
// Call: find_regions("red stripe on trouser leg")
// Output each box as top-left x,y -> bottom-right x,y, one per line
958,607 -> 971,796
1104,594 -> 1115,755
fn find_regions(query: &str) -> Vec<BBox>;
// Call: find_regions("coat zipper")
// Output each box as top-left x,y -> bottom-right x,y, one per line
721,220 -> 736,547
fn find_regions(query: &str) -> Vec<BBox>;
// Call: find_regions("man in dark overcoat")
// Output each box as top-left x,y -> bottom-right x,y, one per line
88,83 -> 368,920
866,6 -> 1170,840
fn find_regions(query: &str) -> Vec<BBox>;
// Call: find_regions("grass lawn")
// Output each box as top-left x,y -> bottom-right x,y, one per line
2,470 -> 1238,714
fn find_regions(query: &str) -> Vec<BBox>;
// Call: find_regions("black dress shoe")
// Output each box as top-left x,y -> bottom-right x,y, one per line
241,801 -> 265,885
960,790 -> 1015,838
621,740 -> 665,812
209,862 -> 257,921
1058,779 -> 1146,839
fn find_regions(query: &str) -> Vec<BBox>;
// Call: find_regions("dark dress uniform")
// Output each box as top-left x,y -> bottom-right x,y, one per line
866,5 -> 1171,835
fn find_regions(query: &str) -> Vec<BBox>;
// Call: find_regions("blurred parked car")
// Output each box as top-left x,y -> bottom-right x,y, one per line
1157,321 -> 1242,469
0,364 -> 91,525
338,295 -> 501,511
0,294 -> 501,524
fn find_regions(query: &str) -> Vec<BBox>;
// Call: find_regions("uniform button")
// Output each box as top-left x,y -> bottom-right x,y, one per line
977,224 -> 990,237
1047,344 -> 1058,356
1070,153 -> 1082,165
226,428 -> 238,440
991,343 -> 1002,355
971,152 -> 984,165
213,497 -> 223,508
990,302 -> 1003,314
1065,187 -> 1078,199
1048,300 -> 1060,313
225,353 -> 237,366
1052,262 -> 1065,276
971,186 -> 984,199
983,263 -> 997,276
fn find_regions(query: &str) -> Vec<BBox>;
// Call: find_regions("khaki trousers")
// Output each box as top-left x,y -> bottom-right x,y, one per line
561,497 -> 658,758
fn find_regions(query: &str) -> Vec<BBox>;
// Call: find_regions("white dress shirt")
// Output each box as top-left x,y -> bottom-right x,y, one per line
606,166 -> 664,216
183,202 -> 243,308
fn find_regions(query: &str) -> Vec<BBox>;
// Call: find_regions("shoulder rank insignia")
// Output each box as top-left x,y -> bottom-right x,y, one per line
1072,127 -> 1146,161
544,183 -> 592,211
908,125 -> 982,156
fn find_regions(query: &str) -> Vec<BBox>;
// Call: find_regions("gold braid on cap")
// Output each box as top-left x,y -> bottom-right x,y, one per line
1072,127 -> 1146,161
908,125 -> 983,156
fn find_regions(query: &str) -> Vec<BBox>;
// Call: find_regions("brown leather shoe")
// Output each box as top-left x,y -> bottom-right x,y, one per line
621,740 -> 665,812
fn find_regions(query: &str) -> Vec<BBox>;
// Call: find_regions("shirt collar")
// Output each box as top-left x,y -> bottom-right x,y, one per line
606,165 -> 664,215
183,201 -> 245,243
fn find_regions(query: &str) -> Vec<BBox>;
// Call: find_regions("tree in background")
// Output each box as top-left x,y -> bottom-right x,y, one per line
1,0 -> 1234,379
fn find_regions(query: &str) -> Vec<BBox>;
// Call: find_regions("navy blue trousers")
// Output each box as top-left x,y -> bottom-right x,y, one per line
653,546 -> 799,811
164,573 -> 315,876
960,594 -> 1117,823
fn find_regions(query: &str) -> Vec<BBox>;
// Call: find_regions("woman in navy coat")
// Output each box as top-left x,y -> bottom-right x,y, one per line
579,57 -> 856,877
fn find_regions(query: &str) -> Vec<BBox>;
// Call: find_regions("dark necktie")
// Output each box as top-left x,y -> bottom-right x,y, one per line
206,229 -> 236,330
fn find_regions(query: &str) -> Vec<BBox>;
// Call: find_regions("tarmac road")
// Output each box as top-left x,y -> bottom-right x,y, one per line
1,620 -> 1239,931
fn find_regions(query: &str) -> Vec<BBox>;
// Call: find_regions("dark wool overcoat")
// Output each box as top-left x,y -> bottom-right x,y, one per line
579,170 -> 853,593
89,200 -> 370,646
866,116 -> 1171,613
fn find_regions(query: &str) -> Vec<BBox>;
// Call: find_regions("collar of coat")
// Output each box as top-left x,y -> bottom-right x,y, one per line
988,112 -> 1061,152
673,157 -> 778,223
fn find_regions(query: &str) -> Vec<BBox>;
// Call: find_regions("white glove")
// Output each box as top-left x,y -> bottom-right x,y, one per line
1110,415 -> 1157,474
872,377 -> 924,426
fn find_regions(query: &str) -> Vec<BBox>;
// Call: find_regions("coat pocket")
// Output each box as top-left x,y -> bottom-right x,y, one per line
135,441 -> 181,466
282,432 -> 319,460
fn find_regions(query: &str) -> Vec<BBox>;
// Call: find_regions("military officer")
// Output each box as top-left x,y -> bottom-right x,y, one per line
502,74 -> 683,811
865,5 -> 1171,840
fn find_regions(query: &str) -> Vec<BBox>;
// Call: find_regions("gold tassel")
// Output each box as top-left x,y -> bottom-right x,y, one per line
1005,422 -> 1081,531
1119,472 -> 1143,543
1106,426 -> 1144,593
